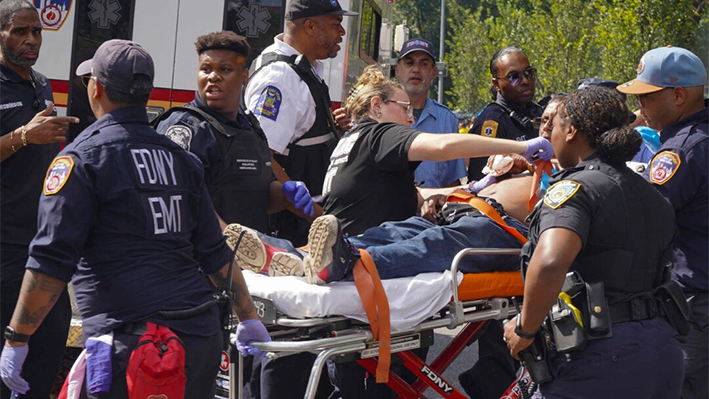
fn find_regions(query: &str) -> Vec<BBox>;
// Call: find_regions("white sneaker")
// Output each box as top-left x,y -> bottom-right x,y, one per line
224,223 -> 304,277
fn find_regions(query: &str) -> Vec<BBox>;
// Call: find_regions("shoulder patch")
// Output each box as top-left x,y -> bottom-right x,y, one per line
544,180 -> 581,209
481,120 -> 498,138
44,156 -> 74,195
253,86 -> 282,121
165,124 -> 193,151
649,151 -> 681,185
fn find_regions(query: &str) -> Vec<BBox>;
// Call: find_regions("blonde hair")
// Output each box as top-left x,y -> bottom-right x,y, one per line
345,65 -> 403,122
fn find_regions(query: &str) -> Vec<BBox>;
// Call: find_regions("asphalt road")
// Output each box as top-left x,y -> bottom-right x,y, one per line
422,326 -> 479,397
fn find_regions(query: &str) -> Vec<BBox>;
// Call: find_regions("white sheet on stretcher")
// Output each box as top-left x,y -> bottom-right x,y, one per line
244,270 -> 463,331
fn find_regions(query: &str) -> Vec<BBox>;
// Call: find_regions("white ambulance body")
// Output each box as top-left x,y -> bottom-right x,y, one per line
32,0 -> 394,140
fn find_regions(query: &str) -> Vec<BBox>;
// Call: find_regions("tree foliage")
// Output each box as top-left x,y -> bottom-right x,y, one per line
391,0 -> 708,113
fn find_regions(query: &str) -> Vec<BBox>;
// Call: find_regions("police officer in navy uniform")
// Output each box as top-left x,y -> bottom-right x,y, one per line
155,31 -> 313,277
468,47 -> 542,181
618,46 -> 708,399
0,1 -> 80,397
245,0 -> 357,247
0,39 -> 270,398
504,86 -> 683,398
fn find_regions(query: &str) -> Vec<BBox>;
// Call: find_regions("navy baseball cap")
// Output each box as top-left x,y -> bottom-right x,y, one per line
285,0 -> 357,20
76,39 -> 154,91
617,46 -> 707,95
398,38 -> 435,61
577,78 -> 620,90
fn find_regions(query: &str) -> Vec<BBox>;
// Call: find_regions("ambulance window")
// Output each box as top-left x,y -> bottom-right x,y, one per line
224,0 -> 287,67
359,0 -> 381,64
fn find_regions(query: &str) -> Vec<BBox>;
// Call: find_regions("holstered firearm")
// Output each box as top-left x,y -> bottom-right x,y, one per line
548,272 -> 588,353
654,279 -> 691,336
518,330 -> 553,384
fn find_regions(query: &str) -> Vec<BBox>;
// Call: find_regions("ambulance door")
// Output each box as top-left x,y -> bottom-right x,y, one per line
65,0 -> 136,142
223,0 -> 287,68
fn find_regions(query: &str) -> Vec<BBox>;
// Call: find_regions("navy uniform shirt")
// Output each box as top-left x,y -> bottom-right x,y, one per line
644,101 -> 709,293
468,93 -> 542,180
0,63 -> 59,248
26,107 -> 232,340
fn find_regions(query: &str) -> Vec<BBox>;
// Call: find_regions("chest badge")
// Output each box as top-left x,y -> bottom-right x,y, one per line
44,156 -> 74,195
649,151 -> 681,185
544,180 -> 581,209
481,120 -> 498,138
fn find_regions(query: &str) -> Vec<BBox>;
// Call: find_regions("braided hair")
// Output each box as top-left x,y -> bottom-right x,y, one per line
560,86 -> 641,166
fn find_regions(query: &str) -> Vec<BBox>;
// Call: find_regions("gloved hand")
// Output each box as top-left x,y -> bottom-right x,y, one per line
282,181 -> 314,217
468,174 -> 497,194
235,319 -> 271,358
521,137 -> 553,162
0,345 -> 30,395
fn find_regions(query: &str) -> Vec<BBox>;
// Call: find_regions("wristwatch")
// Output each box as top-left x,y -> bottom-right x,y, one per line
3,326 -> 30,343
514,314 -> 537,339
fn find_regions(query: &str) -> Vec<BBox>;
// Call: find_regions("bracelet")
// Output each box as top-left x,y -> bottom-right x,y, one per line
20,125 -> 27,146
514,314 -> 537,339
10,129 -> 16,153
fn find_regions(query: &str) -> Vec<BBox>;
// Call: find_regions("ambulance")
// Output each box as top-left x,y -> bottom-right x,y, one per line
33,0 -> 395,141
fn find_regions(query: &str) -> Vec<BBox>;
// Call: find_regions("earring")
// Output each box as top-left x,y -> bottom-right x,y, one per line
376,111 -> 382,117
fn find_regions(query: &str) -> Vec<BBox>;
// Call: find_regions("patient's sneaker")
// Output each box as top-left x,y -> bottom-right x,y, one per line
303,215 -> 360,284
224,223 -> 304,277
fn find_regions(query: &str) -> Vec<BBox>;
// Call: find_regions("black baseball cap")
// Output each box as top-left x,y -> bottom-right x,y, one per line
76,39 -> 154,91
285,0 -> 358,20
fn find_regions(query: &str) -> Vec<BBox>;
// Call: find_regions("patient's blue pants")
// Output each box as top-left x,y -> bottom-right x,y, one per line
349,215 -> 528,279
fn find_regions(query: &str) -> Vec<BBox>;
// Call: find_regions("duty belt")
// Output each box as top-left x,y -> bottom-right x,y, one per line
609,295 -> 659,324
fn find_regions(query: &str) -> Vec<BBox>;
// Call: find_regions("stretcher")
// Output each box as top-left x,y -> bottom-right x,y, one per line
222,248 -> 527,399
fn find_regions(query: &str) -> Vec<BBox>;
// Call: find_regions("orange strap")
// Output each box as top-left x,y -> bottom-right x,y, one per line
352,249 -> 391,383
446,190 -> 527,244
528,160 -> 553,211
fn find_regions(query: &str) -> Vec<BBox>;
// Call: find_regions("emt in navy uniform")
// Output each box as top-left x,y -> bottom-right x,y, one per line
155,31 -> 314,277
504,86 -> 684,398
618,46 -> 708,399
0,39 -> 270,399
0,1 -> 80,398
395,37 -> 466,188
245,0 -> 357,247
467,47 -> 542,181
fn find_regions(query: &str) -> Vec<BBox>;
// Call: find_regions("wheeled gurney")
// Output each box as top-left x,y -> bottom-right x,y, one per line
223,248 -> 527,399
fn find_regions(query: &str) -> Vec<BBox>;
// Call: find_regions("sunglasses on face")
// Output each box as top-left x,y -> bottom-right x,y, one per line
386,100 -> 414,118
497,67 -> 537,87
81,75 -> 93,87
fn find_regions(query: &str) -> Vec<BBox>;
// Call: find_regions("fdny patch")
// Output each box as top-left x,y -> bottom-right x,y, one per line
44,156 -> 74,195
481,120 -> 498,138
254,86 -> 282,121
165,125 -> 192,151
649,151 -> 681,185
544,180 -> 581,209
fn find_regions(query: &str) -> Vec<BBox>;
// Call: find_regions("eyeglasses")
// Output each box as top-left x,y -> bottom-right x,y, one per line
81,75 -> 93,87
496,67 -> 537,87
634,87 -> 672,107
386,100 -> 414,118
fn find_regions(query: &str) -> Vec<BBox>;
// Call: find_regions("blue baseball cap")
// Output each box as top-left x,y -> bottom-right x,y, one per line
398,38 -> 435,61
76,39 -> 154,92
617,46 -> 707,95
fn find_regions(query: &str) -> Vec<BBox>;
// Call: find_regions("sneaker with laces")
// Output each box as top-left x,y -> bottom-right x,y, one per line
303,215 -> 360,284
223,223 -> 304,277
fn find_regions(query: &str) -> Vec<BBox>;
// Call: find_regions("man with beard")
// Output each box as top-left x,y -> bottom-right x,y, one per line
396,38 -> 466,188
0,1 -> 79,398
467,47 -> 542,181
245,0 -> 357,247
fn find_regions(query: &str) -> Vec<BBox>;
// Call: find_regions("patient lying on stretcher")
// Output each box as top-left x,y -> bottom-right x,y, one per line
224,160 -> 541,284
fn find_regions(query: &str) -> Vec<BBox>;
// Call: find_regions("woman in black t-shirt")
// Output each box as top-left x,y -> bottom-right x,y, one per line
322,65 -> 553,235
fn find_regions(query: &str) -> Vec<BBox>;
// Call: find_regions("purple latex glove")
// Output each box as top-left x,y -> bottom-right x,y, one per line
468,174 -> 497,194
0,345 -> 29,395
282,181 -> 314,217
521,137 -> 553,162
235,319 -> 271,358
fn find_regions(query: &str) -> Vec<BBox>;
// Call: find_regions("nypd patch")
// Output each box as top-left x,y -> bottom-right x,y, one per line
481,120 -> 498,138
165,125 -> 193,151
544,180 -> 581,209
254,86 -> 282,121
649,151 -> 681,185
44,156 -> 74,195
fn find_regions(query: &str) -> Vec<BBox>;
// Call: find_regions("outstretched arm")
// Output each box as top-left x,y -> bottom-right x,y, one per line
408,133 -> 551,163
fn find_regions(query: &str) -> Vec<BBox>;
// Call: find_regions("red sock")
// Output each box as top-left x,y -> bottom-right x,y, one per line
261,241 -> 286,273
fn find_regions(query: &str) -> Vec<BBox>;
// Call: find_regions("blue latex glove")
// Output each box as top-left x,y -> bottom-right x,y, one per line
282,181 -> 314,217
521,137 -> 554,162
468,174 -> 497,194
0,345 -> 30,395
235,319 -> 271,358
